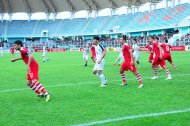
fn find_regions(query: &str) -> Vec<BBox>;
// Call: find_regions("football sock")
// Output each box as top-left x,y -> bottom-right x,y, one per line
153,66 -> 158,76
135,73 -> 143,85
99,74 -> 106,85
121,73 -> 127,84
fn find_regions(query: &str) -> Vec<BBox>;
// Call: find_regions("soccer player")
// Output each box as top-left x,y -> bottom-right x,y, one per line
0,46 -> 3,56
10,46 -> 15,57
160,39 -> 177,70
91,44 -> 96,63
42,43 -> 49,62
83,43 -> 90,67
148,36 -> 172,80
11,40 -> 50,102
145,41 -> 153,63
120,36 -> 144,88
132,39 -> 140,67
92,36 -> 107,87
114,50 -> 124,66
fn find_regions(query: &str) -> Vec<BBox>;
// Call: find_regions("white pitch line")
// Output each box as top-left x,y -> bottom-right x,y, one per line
73,107 -> 190,126
0,74 -> 189,93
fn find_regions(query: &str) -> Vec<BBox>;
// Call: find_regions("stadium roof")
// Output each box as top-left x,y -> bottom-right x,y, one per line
0,0 -> 161,13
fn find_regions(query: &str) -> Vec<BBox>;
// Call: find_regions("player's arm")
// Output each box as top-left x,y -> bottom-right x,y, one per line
98,48 -> 107,64
11,58 -> 22,62
28,53 -> 33,67
158,44 -> 163,59
129,49 -> 134,65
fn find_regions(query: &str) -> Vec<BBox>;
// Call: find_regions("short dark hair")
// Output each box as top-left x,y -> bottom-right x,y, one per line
154,36 -> 159,40
149,35 -> 154,39
93,36 -> 100,41
133,38 -> 137,42
122,35 -> 126,41
165,39 -> 168,43
14,40 -> 23,47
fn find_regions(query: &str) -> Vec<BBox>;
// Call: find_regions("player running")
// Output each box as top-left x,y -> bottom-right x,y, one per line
114,50 -> 124,66
10,46 -> 15,57
91,44 -> 96,63
42,43 -> 49,62
160,39 -> 177,70
132,39 -> 140,67
83,43 -> 90,67
120,36 -> 144,88
11,40 -> 50,102
148,36 -> 172,80
92,36 -> 107,87
145,41 -> 153,63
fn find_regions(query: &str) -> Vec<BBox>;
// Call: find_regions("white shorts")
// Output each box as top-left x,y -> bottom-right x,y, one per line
133,53 -> 140,61
42,52 -> 46,57
83,54 -> 89,61
93,59 -> 105,71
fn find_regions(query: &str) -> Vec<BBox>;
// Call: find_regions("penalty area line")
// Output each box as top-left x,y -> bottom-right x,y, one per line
72,107 -> 190,126
0,74 -> 190,93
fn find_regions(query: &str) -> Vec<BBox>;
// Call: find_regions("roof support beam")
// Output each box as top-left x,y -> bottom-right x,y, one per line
41,0 -> 51,13
4,0 -> 13,14
23,0 -> 32,14
82,0 -> 92,11
91,0 -> 100,10
108,0 -> 118,8
49,0 -> 57,13
65,0 -> 76,12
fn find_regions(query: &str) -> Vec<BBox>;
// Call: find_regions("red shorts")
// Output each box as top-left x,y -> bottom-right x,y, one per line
121,62 -> 137,73
27,63 -> 39,80
152,56 -> 166,67
11,51 -> 14,54
149,53 -> 153,62
164,54 -> 172,63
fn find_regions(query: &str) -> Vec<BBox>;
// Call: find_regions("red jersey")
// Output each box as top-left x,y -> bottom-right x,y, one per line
145,45 -> 153,53
160,43 -> 171,55
152,41 -> 161,57
91,45 -> 96,58
10,47 -> 15,54
20,47 -> 37,65
122,43 -> 133,63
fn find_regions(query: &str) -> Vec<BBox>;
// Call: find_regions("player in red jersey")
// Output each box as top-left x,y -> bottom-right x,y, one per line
160,39 -> 177,70
11,40 -> 50,102
91,44 -> 96,63
120,36 -> 144,88
145,41 -> 153,63
148,36 -> 172,80
10,47 -> 15,56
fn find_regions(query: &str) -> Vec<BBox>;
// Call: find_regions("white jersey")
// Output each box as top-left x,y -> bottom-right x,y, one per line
132,44 -> 140,55
42,45 -> 46,53
95,44 -> 106,60
83,47 -> 90,55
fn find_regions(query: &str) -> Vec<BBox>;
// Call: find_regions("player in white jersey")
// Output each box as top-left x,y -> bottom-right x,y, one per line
132,39 -> 140,67
0,47 -> 3,56
42,44 -> 49,62
83,43 -> 90,67
114,50 -> 124,66
93,36 -> 107,87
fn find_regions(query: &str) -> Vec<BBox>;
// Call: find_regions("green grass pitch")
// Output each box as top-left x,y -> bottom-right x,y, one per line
0,51 -> 190,126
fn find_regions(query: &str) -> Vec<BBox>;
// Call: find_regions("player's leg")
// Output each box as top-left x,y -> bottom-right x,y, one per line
97,70 -> 107,87
30,64 -> 50,101
136,54 -> 140,67
133,69 -> 144,88
168,56 -> 177,70
151,58 -> 159,79
120,63 -> 127,85
160,59 -> 172,80
27,80 -> 42,96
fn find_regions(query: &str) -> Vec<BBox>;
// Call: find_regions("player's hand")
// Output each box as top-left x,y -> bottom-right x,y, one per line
11,59 -> 16,62
160,55 -> 162,59
27,65 -> 30,72
131,61 -> 134,66
98,60 -> 101,64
